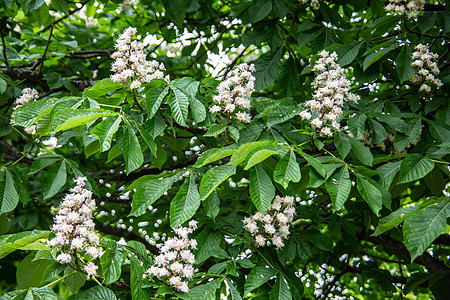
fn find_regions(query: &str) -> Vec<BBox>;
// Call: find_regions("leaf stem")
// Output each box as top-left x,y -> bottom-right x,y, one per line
43,270 -> 78,288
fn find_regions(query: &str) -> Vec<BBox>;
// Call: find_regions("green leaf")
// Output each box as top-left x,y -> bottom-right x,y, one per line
376,161 -> 401,188
91,116 -> 122,152
203,191 -> 220,220
396,46 -> 415,83
372,206 -> 419,236
244,265 -> 278,294
363,43 -> 397,71
337,42 -> 362,66
199,165 -> 236,201
249,164 -> 275,212
194,145 -> 238,167
204,124 -> 227,137
50,108 -> 118,133
357,175 -> 382,215
273,149 -> 301,189
31,287 -> 57,300
249,0 -> 272,23
52,0 -> 69,14
130,255 -> 151,300
417,12 -> 437,33
17,253 -> 53,289
64,266 -> 86,294
0,231 -> 50,260
13,98 -> 66,128
25,0 -> 44,11
162,0 -> 186,28
254,46 -> 284,90
348,113 -> 366,139
279,57 -> 301,97
168,86 -> 189,126
230,140 -> 276,166
348,136 -> 373,166
129,175 -> 178,217
334,131 -> 350,158
182,279 -> 222,300
370,118 -> 388,144
133,121 -> 157,156
270,273 -> 292,300
403,199 -> 450,261
0,168 -> 19,214
302,153 -> 326,177
228,126 -> 240,142
145,112 -> 165,139
100,240 -> 124,284
71,286 -> 117,300
0,78 -> 6,93
325,167 -> 351,211
41,161 -> 66,200
122,122 -> 144,175
170,173 -> 200,229
83,78 -> 122,99
146,85 -> 169,118
28,153 -> 62,175
227,279 -> 243,300
398,154 -> 434,184
245,149 -> 279,170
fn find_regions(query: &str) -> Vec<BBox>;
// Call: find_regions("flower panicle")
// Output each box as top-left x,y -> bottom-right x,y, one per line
47,177 -> 103,278
243,195 -> 296,249
209,63 -> 255,124
144,220 -> 198,293
110,27 -> 168,89
410,44 -> 442,93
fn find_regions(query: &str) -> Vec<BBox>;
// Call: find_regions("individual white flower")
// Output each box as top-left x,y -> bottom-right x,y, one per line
83,262 -> 98,277
56,253 -> 72,264
42,137 -> 61,150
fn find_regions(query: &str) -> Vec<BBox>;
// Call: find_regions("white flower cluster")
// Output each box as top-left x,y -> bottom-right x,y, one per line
209,63 -> 255,123
144,221 -> 198,293
385,0 -> 425,19
299,51 -> 359,137
410,44 -> 442,93
47,177 -> 103,278
243,195 -> 296,249
14,88 -> 38,110
299,0 -> 321,10
110,27 -> 167,89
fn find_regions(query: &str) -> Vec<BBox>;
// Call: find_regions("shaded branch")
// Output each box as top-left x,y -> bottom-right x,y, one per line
0,27 -> 9,69
39,24 -> 54,74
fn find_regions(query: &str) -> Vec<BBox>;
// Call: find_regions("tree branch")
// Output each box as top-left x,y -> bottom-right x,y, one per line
38,0 -> 91,34
39,24 -> 54,74
0,27 -> 9,69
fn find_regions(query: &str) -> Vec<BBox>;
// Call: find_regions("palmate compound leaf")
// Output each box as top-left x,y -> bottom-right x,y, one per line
249,164 -> 275,212
325,167 -> 351,211
170,173 -> 200,229
403,199 -> 450,261
273,149 -> 301,189
129,174 -> 179,217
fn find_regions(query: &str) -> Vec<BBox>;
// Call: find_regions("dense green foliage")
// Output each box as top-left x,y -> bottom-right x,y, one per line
0,0 -> 449,299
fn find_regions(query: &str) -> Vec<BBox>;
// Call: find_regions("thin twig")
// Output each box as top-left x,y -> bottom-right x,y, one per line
221,45 -> 249,80
0,28 -> 9,69
39,24 -> 54,74
38,0 -> 91,34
